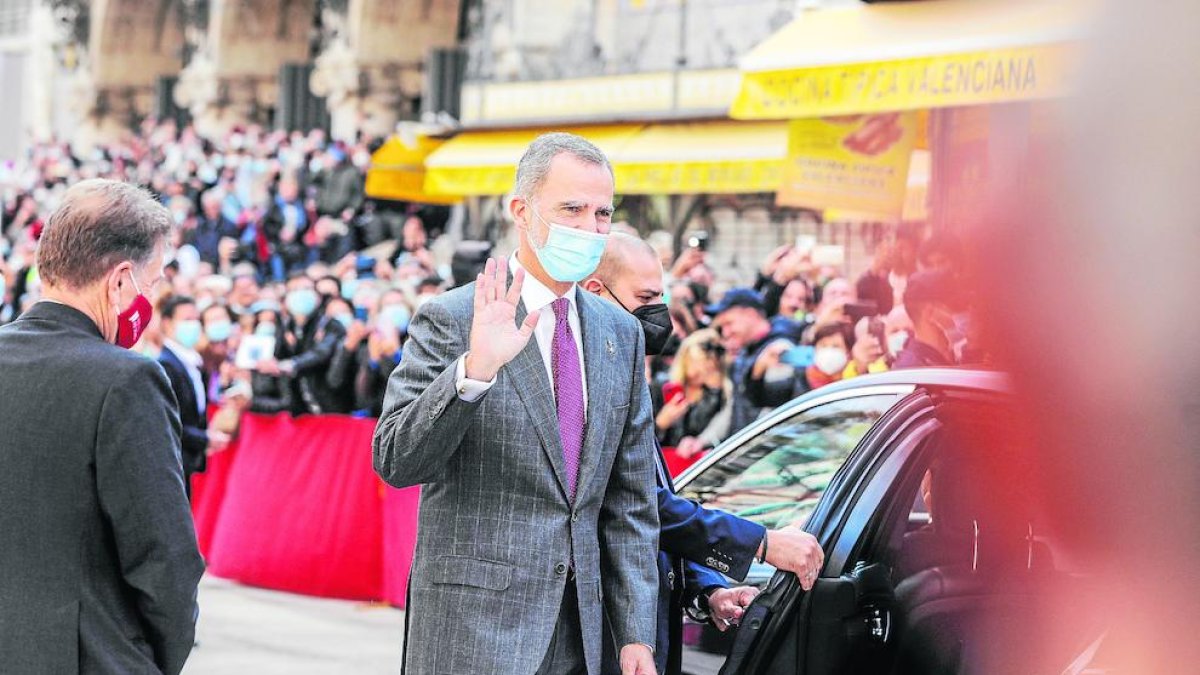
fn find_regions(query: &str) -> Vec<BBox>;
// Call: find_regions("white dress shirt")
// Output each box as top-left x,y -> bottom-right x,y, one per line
455,254 -> 588,417
163,338 -> 207,415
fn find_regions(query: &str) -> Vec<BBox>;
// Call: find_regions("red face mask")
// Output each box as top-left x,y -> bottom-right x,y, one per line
115,270 -> 153,349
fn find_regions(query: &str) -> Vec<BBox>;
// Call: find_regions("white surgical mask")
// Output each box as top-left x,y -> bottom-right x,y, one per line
813,347 -> 849,376
887,331 -> 910,357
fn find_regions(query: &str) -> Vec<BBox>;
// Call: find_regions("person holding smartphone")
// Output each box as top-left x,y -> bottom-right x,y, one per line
651,329 -> 730,455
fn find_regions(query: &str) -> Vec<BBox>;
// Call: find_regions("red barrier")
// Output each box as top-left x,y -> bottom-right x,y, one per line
661,446 -> 708,478
190,413 -> 418,606
190,415 -> 693,606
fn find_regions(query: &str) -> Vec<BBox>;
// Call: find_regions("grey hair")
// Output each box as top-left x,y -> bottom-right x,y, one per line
37,178 -> 172,289
513,132 -> 613,198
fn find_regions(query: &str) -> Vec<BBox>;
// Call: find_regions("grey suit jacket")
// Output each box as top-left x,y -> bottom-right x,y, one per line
0,302 -> 205,675
373,282 -> 660,675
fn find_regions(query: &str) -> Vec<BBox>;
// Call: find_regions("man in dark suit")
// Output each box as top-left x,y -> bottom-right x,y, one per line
584,234 -> 825,675
158,295 -> 230,497
0,179 -> 205,674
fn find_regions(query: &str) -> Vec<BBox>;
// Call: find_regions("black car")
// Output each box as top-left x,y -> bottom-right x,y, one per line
674,368 -> 1109,675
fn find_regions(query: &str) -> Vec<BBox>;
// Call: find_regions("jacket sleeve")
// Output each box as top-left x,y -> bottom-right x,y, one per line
325,341 -> 357,389
372,299 -> 482,488
96,360 -> 204,675
599,324 -> 661,650
657,487 -> 766,582
681,560 -> 730,610
761,278 -> 786,318
248,372 -> 293,414
696,399 -> 732,448
159,357 -> 207,459
290,326 -> 340,374
745,360 -> 801,409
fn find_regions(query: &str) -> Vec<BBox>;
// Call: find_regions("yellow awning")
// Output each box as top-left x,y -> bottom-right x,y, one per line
732,0 -> 1097,120
365,135 -> 460,205
423,126 -> 645,197
424,121 -> 789,196
613,120 -> 787,195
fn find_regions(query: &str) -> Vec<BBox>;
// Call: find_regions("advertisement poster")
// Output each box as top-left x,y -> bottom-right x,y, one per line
778,112 -> 919,218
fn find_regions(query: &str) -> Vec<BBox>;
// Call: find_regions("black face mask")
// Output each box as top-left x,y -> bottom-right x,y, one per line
632,303 -> 674,356
600,282 -> 675,356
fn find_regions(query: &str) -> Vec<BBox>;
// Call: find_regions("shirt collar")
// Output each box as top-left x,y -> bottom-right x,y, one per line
508,253 -> 577,315
164,338 -> 204,369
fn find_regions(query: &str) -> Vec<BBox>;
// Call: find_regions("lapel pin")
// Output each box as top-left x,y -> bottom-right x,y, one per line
605,339 -> 614,355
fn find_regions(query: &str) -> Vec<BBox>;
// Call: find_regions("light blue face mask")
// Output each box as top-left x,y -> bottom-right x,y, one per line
286,289 -> 319,318
333,314 -> 354,330
205,321 -> 233,343
528,204 -> 609,283
341,279 -> 359,300
255,322 -> 277,337
175,319 -> 203,349
381,305 -> 411,332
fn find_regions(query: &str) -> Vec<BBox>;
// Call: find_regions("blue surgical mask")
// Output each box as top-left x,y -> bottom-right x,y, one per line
529,206 -> 609,283
286,289 -> 319,317
205,320 -> 233,343
333,314 -> 354,330
175,319 -> 203,349
381,305 -> 411,332
255,322 -> 277,337
341,278 -> 359,300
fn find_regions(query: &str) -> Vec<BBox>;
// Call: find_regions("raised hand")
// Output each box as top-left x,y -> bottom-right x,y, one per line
464,258 -> 540,381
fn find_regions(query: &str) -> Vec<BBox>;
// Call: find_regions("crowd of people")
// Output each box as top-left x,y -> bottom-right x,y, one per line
645,221 -> 982,462
2,119 -> 980,468
1,119 -> 456,434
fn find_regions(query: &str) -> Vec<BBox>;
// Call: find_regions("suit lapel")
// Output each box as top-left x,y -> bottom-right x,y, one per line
575,292 -> 616,501
509,300 -> 571,500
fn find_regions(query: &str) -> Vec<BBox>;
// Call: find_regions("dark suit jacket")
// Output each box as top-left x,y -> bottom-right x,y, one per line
159,345 -> 208,475
0,302 -> 205,674
604,443 -> 767,675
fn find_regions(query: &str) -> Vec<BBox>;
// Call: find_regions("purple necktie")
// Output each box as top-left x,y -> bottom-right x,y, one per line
551,297 -> 585,501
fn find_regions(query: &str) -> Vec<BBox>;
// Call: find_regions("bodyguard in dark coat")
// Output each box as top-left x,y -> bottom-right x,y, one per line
584,234 -> 826,675
0,180 -> 204,674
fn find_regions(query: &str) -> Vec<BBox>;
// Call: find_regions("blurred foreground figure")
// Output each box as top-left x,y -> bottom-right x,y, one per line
976,1 -> 1200,671
0,180 -> 204,674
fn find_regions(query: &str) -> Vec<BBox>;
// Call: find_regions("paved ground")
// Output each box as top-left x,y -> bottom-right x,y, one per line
183,576 -> 404,675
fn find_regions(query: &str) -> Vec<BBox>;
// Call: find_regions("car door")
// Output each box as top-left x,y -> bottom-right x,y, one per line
675,385 -> 911,675
717,391 -> 943,675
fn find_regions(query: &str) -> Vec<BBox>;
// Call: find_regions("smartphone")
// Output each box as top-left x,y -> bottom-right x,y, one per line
662,381 -> 684,404
795,234 -> 817,252
687,231 -> 710,252
811,244 -> 845,267
844,301 -> 880,323
354,306 -> 369,322
780,345 -> 815,368
355,254 -> 377,279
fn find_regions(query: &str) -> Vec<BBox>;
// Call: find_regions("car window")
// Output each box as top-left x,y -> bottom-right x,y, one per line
679,394 -> 900,532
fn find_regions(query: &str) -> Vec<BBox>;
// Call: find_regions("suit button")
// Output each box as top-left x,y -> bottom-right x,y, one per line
571,512 -> 579,523
555,562 -> 568,575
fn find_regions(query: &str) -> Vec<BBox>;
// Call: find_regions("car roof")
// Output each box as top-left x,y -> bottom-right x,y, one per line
813,367 -> 1007,395
764,367 -> 1009,418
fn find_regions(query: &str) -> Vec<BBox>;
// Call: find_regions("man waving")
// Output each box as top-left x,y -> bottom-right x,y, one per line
374,133 -> 659,675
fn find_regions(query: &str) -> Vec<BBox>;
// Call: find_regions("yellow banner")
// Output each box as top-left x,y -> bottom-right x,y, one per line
616,161 -> 783,195
733,43 -> 1076,119
778,112 -> 918,217
424,166 -> 517,197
